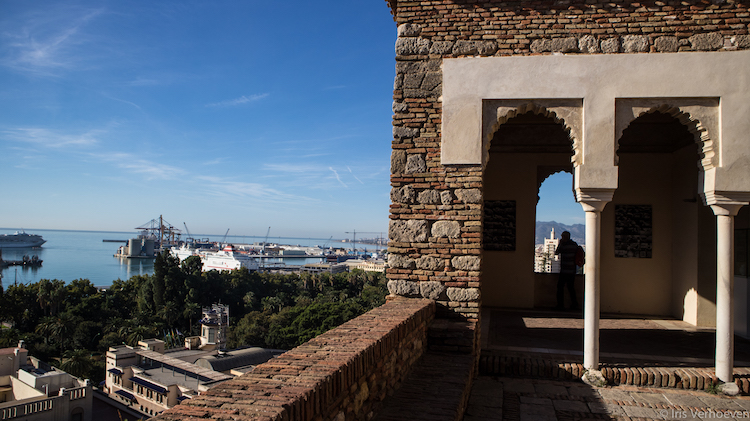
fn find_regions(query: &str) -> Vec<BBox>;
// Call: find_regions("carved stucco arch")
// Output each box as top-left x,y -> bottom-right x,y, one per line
537,167 -> 573,204
483,100 -> 583,168
615,99 -> 719,171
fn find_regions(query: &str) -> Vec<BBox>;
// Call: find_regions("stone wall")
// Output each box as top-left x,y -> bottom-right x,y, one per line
154,298 -> 435,421
385,0 -> 750,321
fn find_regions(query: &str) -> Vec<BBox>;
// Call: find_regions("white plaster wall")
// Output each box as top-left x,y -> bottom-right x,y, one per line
600,153 -> 674,315
483,152 -> 572,307
442,51 -> 750,196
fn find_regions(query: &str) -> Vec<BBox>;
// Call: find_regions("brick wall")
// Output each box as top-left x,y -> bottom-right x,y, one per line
385,0 -> 750,322
154,298 -> 435,421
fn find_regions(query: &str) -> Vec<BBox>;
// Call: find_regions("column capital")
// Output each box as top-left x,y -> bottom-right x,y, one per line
576,188 -> 615,213
702,191 -> 750,216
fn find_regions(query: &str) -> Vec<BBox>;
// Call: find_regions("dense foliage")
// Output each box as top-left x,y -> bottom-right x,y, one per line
0,252 -> 388,385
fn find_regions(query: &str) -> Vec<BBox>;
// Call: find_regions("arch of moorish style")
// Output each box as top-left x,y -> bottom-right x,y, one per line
440,51 -> 750,385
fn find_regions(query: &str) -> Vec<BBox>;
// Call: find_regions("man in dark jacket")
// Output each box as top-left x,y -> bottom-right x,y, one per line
555,231 -> 579,310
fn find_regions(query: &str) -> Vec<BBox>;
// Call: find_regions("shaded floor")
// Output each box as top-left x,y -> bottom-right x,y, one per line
465,376 -> 750,421
482,308 -> 750,367
465,308 -> 750,420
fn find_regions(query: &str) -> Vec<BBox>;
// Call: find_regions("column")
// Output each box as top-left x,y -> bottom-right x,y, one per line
710,203 -> 744,383
576,188 -> 614,371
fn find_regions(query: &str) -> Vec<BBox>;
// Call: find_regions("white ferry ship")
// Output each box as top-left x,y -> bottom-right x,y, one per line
202,245 -> 259,272
0,231 -> 46,248
172,244 -> 259,272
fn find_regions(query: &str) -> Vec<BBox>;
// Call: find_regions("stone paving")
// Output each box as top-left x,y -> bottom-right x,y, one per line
464,375 -> 750,421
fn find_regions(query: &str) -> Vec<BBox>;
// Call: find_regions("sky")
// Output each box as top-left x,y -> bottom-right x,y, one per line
0,0 -> 582,239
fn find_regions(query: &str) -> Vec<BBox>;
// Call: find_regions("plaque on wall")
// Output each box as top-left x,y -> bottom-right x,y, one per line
483,200 -> 516,251
614,204 -> 652,258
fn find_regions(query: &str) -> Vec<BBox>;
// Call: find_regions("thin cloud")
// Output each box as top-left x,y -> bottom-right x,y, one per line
329,167 -> 347,188
1,7 -> 104,73
203,158 -> 226,166
3,127 -> 101,148
205,93 -> 269,108
194,175 -> 316,205
347,166 -> 364,185
93,152 -> 185,181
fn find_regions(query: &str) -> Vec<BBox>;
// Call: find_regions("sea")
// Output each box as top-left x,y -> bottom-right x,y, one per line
0,228 -> 382,288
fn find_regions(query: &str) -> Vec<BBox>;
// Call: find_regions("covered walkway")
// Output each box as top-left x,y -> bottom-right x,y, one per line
480,308 -> 750,391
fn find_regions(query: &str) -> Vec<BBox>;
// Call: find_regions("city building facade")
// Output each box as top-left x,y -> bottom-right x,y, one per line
0,342 -> 92,421
104,339 -> 232,418
384,0 -> 750,386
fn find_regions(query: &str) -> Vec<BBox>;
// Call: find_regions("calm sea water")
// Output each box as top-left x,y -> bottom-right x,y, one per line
0,229 -> 380,288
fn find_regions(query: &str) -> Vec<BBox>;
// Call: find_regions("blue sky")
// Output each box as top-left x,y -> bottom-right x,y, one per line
0,1 -> 581,239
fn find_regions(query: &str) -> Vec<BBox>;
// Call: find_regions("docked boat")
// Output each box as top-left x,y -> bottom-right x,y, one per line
0,231 -> 46,248
200,245 -> 259,272
172,244 -> 259,272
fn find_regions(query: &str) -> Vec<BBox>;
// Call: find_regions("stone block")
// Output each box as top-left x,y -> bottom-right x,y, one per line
600,38 -> 620,53
417,189 -> 440,204
393,73 -> 403,90
736,35 -> 750,48
477,41 -> 498,55
416,256 -> 442,271
430,41 -> 454,55
421,72 -> 442,92
392,101 -> 407,114
578,35 -> 600,53
395,37 -> 430,56
387,280 -> 420,297
393,126 -> 419,139
432,221 -> 461,238
440,191 -> 454,205
456,188 -> 481,203
689,32 -> 723,51
391,150 -> 406,174
420,281 -> 446,299
406,154 -> 427,173
453,40 -> 479,55
398,23 -> 422,37
551,37 -> 578,53
451,255 -> 481,271
447,287 -> 480,302
390,185 -> 415,204
530,39 -> 552,53
655,36 -> 680,52
622,35 -> 649,53
403,72 -> 425,89
389,219 -> 429,243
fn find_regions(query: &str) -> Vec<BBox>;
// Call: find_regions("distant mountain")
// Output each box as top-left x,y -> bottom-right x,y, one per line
535,221 -> 585,245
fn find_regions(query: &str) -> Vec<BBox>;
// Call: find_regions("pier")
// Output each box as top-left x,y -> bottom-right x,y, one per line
0,254 -> 43,268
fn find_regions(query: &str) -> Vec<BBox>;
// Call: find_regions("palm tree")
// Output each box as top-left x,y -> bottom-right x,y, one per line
60,349 -> 93,379
35,313 -> 77,356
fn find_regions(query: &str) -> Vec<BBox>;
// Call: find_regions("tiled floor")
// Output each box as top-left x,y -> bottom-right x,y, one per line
465,376 -> 750,421
467,308 -> 750,420
481,307 -> 750,366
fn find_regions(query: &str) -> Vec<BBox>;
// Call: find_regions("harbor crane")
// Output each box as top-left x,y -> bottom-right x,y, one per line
136,215 -> 181,249
261,227 -> 271,254
344,231 -> 385,256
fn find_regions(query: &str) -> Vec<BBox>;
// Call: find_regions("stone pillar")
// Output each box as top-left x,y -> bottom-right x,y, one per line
576,188 -> 614,373
710,202 -> 744,384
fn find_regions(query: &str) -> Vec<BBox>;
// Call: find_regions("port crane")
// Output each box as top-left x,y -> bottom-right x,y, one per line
261,227 -> 271,254
344,231 -> 385,256
136,215 -> 181,248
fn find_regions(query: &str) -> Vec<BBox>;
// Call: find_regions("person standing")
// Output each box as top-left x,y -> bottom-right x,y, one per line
555,231 -> 580,310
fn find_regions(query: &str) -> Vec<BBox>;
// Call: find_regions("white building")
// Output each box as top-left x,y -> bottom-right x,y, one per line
534,229 -> 561,274
0,342 -> 92,421
104,339 -> 232,419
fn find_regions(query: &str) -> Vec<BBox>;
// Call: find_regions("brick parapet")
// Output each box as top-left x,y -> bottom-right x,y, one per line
154,298 -> 435,421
